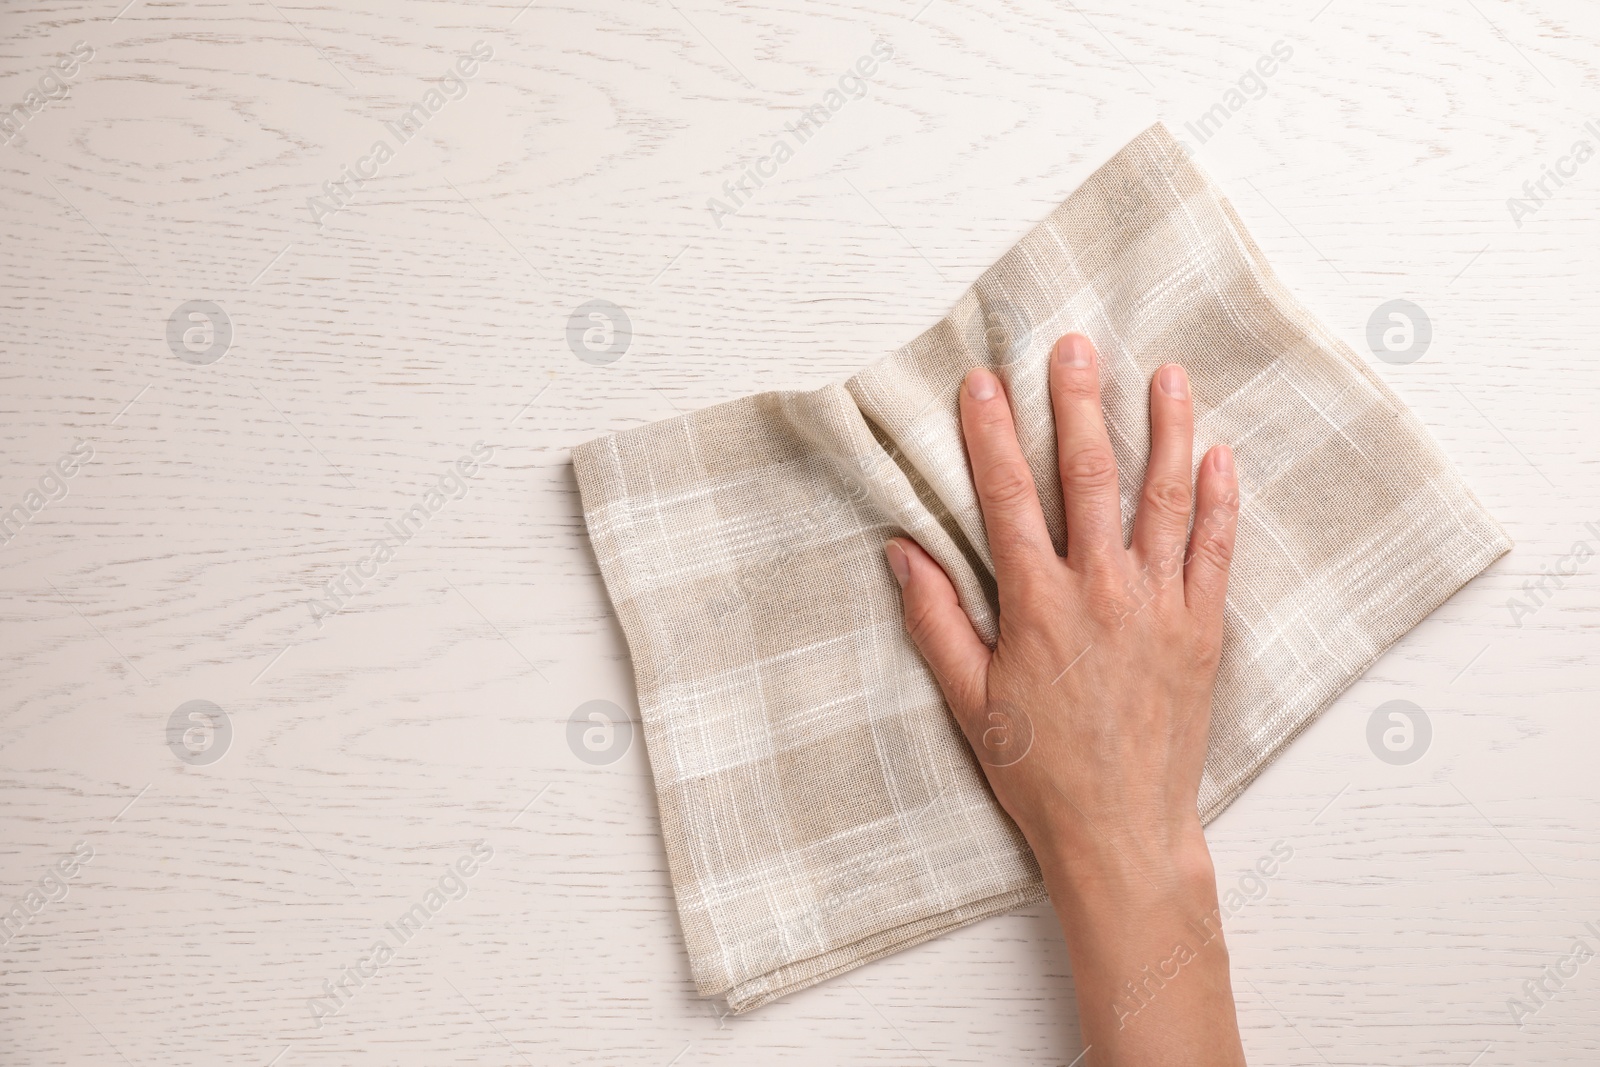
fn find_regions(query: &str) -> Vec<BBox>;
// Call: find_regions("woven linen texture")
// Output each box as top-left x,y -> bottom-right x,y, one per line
572,122 -> 1511,1013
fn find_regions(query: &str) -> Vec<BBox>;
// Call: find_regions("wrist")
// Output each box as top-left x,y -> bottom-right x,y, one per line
1034,818 -> 1217,933
1043,840 -> 1227,1026
1040,825 -> 1245,1065
1034,813 -> 1212,894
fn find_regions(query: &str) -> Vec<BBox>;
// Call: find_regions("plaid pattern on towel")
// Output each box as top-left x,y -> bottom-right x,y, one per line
572,122 -> 1510,1013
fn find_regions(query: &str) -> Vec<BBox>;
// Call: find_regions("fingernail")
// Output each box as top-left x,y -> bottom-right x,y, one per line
1055,333 -> 1093,368
1213,445 -> 1234,475
1158,364 -> 1189,399
885,540 -> 910,586
966,367 -> 998,401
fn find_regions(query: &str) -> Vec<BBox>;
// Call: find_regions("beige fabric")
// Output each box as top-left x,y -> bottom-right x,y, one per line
572,123 -> 1511,1013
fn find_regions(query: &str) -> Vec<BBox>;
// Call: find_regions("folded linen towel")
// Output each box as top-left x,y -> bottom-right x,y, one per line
572,122 -> 1510,1013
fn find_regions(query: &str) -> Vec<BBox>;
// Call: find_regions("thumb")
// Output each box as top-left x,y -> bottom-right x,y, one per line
885,537 -> 989,718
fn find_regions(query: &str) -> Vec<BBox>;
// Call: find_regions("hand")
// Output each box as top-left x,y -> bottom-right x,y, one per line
884,332 -> 1246,1066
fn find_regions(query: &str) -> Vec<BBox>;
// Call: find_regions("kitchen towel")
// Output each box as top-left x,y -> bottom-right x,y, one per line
571,122 -> 1511,1013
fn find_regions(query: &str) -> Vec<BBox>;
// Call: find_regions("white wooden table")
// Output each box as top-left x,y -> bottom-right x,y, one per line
3,0 -> 1597,1063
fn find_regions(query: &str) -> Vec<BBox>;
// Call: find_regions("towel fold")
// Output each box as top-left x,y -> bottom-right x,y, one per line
572,122 -> 1510,1013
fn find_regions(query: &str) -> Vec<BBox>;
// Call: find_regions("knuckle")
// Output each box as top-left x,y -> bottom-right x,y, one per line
1056,367 -> 1100,400
902,596 -> 943,649
1199,487 -> 1241,526
980,464 -> 1037,511
1081,571 -> 1138,627
1061,446 -> 1118,492
1143,540 -> 1187,585
970,399 -> 1014,436
1142,476 -> 1192,523
1193,527 -> 1235,570
1085,590 -> 1135,629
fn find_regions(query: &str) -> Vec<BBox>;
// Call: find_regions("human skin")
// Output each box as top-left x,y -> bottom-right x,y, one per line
883,332 -> 1247,1067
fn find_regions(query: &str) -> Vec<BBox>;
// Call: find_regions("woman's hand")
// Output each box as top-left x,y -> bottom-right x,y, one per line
884,332 -> 1247,1067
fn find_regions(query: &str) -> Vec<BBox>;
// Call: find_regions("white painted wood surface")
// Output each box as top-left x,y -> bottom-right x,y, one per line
2,0 -> 1597,1063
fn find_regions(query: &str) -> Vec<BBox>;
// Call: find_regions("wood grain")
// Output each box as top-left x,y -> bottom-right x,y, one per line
2,0 -> 1599,1063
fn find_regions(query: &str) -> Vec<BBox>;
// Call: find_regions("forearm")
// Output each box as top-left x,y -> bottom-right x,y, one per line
1039,826 -> 1248,1067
